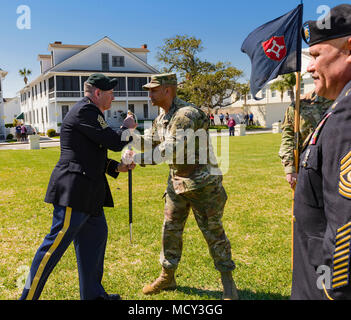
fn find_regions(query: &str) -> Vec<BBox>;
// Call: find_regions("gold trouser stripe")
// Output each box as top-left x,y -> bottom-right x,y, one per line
336,235 -> 351,246
26,207 -> 72,300
322,281 -> 334,300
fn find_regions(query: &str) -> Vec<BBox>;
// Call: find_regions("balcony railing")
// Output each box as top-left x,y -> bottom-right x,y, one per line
49,91 -> 149,99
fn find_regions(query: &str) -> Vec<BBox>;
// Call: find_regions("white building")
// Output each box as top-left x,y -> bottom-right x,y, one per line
0,68 -> 8,140
3,97 -> 21,125
19,37 -> 160,133
230,48 -> 315,128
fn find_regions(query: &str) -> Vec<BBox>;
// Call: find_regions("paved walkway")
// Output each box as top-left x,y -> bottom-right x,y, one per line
0,129 -> 275,150
210,129 -> 273,136
0,137 -> 60,150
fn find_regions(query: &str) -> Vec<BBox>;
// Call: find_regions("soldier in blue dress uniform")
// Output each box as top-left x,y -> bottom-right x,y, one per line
20,74 -> 136,300
291,4 -> 351,299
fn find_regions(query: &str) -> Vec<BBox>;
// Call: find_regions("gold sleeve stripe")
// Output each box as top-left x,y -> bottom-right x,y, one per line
341,151 -> 351,165
340,176 -> 351,188
332,274 -> 348,283
335,243 -> 351,252
339,182 -> 351,193
334,255 -> 349,265
333,281 -> 348,289
339,188 -> 351,199
336,228 -> 351,240
340,165 -> 351,176
341,158 -> 351,171
106,159 -> 112,173
337,222 -> 351,233
334,262 -> 349,270
336,235 -> 351,246
333,268 -> 349,277
333,249 -> 350,259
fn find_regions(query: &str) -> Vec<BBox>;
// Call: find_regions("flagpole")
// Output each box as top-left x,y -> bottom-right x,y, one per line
291,71 -> 301,271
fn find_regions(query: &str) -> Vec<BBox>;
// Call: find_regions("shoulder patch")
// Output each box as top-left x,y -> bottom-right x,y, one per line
339,151 -> 351,199
97,115 -> 109,129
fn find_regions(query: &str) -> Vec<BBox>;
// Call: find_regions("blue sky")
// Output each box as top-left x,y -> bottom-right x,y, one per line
0,0 -> 344,97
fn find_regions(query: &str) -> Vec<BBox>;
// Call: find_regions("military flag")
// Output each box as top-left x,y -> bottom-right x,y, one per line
241,4 -> 303,100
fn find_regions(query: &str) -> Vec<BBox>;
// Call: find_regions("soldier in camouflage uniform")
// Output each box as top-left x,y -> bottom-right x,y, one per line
279,90 -> 333,188
129,73 -> 238,300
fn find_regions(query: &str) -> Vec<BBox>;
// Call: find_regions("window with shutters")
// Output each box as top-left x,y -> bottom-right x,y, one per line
101,53 -> 109,71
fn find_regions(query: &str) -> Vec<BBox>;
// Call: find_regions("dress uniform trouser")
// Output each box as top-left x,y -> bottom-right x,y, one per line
20,205 -> 108,300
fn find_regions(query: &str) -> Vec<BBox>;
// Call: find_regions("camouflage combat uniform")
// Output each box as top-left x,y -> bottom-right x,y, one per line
279,91 -> 333,174
133,97 -> 235,272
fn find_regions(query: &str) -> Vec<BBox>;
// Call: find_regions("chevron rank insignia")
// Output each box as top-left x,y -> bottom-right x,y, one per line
332,222 -> 351,290
97,115 -> 108,129
339,151 -> 351,199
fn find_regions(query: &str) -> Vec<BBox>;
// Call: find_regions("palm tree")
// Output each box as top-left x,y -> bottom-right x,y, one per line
270,80 -> 286,102
238,82 -> 250,105
19,68 -> 32,85
270,73 -> 297,102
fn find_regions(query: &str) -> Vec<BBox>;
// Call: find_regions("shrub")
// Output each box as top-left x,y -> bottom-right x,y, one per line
6,134 -> 14,140
47,129 -> 56,137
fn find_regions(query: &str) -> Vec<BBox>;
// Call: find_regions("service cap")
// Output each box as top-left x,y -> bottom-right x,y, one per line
143,73 -> 177,90
86,73 -> 118,91
302,4 -> 351,46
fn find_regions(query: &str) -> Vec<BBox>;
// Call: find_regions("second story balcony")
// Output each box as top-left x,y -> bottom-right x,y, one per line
48,75 -> 149,102
48,90 -> 148,101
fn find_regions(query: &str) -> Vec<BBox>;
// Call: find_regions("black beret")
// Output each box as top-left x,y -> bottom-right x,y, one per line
86,73 -> 117,91
302,4 -> 351,46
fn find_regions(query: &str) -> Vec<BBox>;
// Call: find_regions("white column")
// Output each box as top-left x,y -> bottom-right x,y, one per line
125,76 -> 129,112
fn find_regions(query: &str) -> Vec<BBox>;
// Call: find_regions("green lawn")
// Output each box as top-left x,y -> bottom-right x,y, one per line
0,133 -> 293,300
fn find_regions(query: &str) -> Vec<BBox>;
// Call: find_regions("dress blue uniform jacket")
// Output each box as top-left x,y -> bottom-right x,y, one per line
44,97 -> 131,216
291,80 -> 351,300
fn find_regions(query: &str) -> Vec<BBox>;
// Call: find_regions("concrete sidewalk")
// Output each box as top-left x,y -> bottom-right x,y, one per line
0,137 -> 60,150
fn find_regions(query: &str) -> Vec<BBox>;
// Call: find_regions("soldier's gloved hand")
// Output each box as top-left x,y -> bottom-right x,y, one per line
123,115 -> 137,130
286,173 -> 298,189
122,149 -> 136,165
117,160 -> 136,172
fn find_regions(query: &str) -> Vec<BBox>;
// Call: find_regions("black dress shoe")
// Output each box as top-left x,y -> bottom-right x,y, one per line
106,294 -> 122,300
95,293 -> 122,300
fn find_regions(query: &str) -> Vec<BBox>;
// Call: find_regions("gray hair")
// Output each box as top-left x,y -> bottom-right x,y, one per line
84,81 -> 97,95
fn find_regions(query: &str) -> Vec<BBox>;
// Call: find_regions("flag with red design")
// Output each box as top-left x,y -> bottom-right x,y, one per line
241,4 -> 303,100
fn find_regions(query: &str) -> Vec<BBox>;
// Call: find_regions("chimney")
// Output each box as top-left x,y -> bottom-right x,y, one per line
141,44 -> 147,49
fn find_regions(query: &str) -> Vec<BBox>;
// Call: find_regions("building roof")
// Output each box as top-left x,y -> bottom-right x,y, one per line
48,42 -> 149,53
37,54 -> 51,60
0,68 -> 8,77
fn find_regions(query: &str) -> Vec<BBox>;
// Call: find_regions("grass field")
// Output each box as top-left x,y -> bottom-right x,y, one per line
0,133 -> 293,300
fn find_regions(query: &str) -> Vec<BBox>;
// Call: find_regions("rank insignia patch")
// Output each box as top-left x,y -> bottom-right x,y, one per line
339,151 -> 351,199
97,115 -> 108,129
332,222 -> 351,290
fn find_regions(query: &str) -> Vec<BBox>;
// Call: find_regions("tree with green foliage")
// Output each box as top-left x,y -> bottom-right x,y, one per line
157,35 -> 243,110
